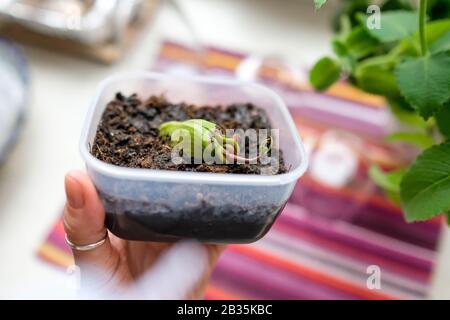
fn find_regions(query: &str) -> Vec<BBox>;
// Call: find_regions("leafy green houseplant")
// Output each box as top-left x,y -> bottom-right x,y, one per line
311,0 -> 450,223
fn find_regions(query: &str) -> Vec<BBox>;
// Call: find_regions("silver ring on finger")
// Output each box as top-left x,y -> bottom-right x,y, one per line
64,231 -> 108,251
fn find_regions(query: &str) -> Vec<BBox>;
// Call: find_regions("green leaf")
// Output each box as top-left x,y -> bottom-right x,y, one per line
369,165 -> 405,193
369,165 -> 405,204
331,39 -> 356,72
332,39 -> 349,57
395,52 -> 450,119
366,10 -> 418,43
336,14 -> 352,38
396,19 -> 450,57
435,103 -> 450,139
345,26 -> 380,59
386,131 -> 435,149
400,142 -> 450,222
386,189 -> 402,205
357,53 -> 398,70
424,19 -> 450,45
388,98 -> 433,130
332,0 -> 370,31
354,65 -> 398,97
430,30 -> 450,54
309,57 -> 342,91
314,0 -> 327,10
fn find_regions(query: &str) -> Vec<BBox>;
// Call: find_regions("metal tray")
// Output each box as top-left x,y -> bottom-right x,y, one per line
0,0 -> 143,44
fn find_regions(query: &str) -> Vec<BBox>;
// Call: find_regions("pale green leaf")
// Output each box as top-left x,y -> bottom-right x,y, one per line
386,189 -> 402,205
366,10 -> 418,43
388,98 -> 434,130
430,31 -> 450,54
386,131 -> 435,149
369,165 -> 405,193
424,19 -> 450,45
314,0 -> 327,10
395,19 -> 450,57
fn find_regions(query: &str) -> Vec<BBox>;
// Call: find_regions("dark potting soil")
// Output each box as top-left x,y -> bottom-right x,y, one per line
90,93 -> 290,243
91,93 -> 287,174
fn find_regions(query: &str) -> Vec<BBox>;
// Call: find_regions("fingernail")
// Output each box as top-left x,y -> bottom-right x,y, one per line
65,173 -> 85,209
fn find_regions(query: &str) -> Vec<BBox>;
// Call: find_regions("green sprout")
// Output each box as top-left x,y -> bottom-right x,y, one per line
158,119 -> 272,164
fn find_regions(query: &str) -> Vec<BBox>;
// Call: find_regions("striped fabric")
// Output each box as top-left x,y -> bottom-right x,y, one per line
37,41 -> 443,300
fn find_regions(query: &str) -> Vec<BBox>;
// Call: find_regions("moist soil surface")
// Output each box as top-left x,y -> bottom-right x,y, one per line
90,93 -> 290,242
91,93 -> 287,174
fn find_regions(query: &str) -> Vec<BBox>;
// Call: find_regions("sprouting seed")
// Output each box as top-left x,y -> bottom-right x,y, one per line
158,119 -> 271,164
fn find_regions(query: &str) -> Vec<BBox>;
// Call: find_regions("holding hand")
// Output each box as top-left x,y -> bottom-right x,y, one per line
63,170 -> 225,299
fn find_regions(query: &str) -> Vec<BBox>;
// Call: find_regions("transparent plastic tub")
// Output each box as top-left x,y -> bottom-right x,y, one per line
80,72 -> 308,243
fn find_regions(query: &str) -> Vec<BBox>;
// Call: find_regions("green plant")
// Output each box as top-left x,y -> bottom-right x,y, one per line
159,119 -> 271,163
311,0 -> 450,223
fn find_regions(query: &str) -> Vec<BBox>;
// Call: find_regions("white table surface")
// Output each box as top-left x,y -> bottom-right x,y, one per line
0,0 -> 448,299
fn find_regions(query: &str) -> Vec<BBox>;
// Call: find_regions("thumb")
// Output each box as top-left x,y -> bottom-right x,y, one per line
63,171 -> 118,283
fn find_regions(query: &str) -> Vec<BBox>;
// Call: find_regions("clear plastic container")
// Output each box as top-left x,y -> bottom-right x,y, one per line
80,72 -> 308,243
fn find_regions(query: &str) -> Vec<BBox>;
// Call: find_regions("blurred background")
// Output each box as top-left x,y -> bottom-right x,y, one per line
0,0 -> 449,299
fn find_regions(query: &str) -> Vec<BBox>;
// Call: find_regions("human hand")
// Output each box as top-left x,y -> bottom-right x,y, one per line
63,170 -> 225,299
